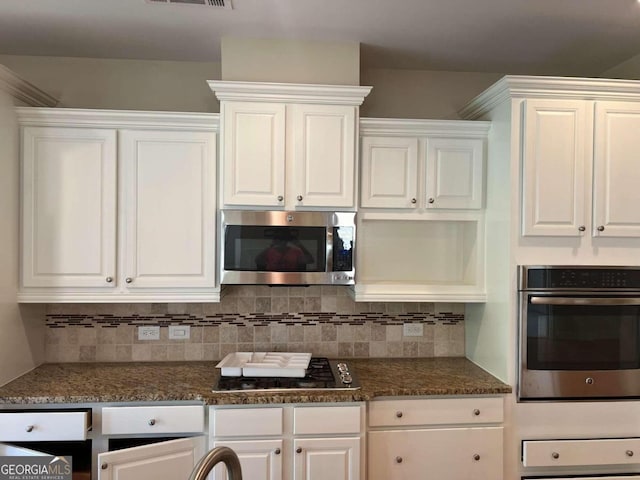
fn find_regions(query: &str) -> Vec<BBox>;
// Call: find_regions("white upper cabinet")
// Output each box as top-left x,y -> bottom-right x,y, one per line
359,119 -> 488,211
21,126 -> 117,288
521,98 -> 640,238
593,101 -> 640,237
18,109 -> 219,303
209,81 -> 371,211
222,101 -> 286,207
521,98 -> 590,236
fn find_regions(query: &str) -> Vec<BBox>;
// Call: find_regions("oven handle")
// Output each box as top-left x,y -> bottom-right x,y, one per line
530,296 -> 640,306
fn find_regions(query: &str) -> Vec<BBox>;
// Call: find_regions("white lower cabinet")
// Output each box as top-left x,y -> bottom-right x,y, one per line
368,397 -> 504,480
210,404 -> 364,480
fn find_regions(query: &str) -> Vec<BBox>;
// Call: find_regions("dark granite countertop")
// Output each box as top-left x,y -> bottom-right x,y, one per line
0,357 -> 511,405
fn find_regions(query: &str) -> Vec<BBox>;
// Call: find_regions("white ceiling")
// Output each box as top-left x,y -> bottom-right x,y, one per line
1,0 -> 639,76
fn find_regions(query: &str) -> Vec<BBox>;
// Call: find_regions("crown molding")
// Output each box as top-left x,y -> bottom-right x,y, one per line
359,117 -> 491,137
0,65 -> 58,107
460,75 -> 640,119
15,108 -> 220,131
208,80 -> 372,105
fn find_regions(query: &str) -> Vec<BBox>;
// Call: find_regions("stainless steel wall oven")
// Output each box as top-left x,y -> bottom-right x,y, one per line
519,265 -> 640,400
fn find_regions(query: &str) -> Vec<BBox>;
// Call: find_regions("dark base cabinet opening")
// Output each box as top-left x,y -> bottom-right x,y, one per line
11,440 -> 92,480
108,436 -> 178,451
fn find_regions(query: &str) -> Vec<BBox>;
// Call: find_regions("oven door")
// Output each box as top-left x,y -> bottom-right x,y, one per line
519,293 -> 640,400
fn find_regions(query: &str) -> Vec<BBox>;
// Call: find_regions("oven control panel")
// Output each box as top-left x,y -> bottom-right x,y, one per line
521,266 -> 640,290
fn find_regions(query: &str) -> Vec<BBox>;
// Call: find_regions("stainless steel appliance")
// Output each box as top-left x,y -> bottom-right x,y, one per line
212,358 -> 360,392
220,210 -> 355,286
519,265 -> 640,400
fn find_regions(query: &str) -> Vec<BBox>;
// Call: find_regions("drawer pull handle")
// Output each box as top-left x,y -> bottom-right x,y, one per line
395,456 -> 403,464
473,454 -> 480,461
627,450 -> 634,457
395,411 -> 403,418
296,447 -> 302,454
25,425 -> 34,433
552,452 -> 560,459
148,419 -> 156,426
101,463 -> 108,470
473,409 -> 480,416
274,448 -> 281,455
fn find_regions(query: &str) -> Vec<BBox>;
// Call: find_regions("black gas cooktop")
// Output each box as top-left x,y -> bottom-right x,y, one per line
213,357 -> 360,392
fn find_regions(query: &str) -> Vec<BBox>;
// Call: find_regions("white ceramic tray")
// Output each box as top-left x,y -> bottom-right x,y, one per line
216,352 -> 312,377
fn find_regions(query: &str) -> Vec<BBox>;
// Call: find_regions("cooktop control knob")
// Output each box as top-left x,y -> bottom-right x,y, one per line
337,362 -> 353,385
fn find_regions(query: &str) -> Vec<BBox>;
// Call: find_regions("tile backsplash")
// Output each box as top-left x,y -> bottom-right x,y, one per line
45,286 -> 465,362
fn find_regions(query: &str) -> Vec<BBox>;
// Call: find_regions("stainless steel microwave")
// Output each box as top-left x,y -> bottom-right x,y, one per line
220,210 -> 355,286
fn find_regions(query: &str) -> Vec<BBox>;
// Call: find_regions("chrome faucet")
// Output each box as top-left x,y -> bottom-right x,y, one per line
188,446 -> 242,480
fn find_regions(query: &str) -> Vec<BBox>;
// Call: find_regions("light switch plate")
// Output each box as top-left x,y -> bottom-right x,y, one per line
403,323 -> 424,337
169,325 -> 190,340
138,326 -> 160,340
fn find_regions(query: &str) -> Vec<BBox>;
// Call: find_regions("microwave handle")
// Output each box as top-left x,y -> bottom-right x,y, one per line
530,296 -> 640,306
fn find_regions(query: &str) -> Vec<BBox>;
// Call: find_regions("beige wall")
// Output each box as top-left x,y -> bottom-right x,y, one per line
0,89 -> 45,386
361,68 -> 503,119
221,37 -> 360,85
0,55 -> 221,112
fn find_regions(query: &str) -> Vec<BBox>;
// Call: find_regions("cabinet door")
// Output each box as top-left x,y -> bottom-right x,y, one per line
21,127 -> 117,288
368,427 -> 502,480
521,98 -> 590,236
293,437 -> 360,480
360,136 -> 419,209
593,101 -> 640,237
425,137 -> 484,209
222,101 -> 286,207
291,104 -> 356,208
120,130 -> 216,289
97,437 -> 205,480
212,439 -> 282,480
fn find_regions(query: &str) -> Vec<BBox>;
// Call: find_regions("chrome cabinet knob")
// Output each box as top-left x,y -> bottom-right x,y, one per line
552,452 -> 560,459
297,195 -> 303,202
473,454 -> 480,461
578,225 -> 586,232
396,411 -> 403,418
410,198 -> 417,204
473,409 -> 480,416
148,419 -> 156,426
626,450 -> 634,457
274,448 -> 281,455
597,225 -> 605,232
428,197 -> 435,204
106,276 -> 113,283
395,456 -> 403,464
296,447 -> 302,454
25,425 -> 34,432
125,277 -> 133,284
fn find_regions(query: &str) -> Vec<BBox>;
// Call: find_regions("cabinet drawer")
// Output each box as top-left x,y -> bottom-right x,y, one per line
293,405 -> 361,435
101,406 -> 204,435
368,397 -> 503,427
212,407 -> 283,437
0,411 -> 91,441
522,438 -> 640,467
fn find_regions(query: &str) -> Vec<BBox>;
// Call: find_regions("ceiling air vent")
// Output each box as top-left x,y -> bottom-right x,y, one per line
145,0 -> 233,9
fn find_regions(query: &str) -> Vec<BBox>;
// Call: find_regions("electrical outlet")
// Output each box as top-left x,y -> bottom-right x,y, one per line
138,326 -> 160,340
168,325 -> 190,340
403,323 -> 424,337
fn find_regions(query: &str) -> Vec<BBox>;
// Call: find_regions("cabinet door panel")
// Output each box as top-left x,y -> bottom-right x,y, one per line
593,101 -> 640,237
212,439 -> 282,480
368,427 -> 502,480
97,437 -> 205,480
360,136 -> 418,209
426,137 -> 484,209
291,104 -> 356,208
222,102 -> 285,207
294,437 -> 360,480
21,127 -> 117,288
521,99 -> 589,236
120,130 -> 216,289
